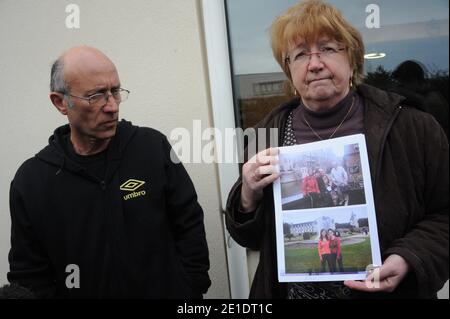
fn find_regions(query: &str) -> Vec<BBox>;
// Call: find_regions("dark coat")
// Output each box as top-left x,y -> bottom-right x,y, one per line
8,120 -> 211,298
226,84 -> 449,298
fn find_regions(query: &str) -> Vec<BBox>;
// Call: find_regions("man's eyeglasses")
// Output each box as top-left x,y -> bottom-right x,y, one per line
285,45 -> 346,67
64,88 -> 130,107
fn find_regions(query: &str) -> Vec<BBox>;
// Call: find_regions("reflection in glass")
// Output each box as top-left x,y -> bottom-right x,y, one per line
225,0 -> 448,133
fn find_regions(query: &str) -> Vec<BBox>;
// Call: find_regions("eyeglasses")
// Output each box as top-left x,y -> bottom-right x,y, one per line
285,45 -> 346,67
64,88 -> 130,107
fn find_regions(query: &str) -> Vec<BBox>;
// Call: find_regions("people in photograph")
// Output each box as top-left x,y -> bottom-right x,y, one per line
7,46 -> 211,298
330,161 -> 349,205
318,229 -> 335,273
226,0 -> 448,299
315,168 -> 334,207
301,168 -> 321,207
329,229 -> 344,272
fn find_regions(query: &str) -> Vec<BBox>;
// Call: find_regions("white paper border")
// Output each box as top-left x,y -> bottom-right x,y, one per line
273,134 -> 382,282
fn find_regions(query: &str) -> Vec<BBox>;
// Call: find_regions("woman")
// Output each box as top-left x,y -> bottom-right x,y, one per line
226,0 -> 448,298
301,168 -> 321,207
328,229 -> 343,272
318,229 -> 334,273
315,168 -> 334,207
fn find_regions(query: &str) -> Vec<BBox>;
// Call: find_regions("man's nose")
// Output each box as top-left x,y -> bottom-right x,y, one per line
103,94 -> 119,113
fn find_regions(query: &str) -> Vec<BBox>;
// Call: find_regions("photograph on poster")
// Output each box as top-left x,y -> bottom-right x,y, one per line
279,141 -> 366,210
283,207 -> 371,275
273,134 -> 382,282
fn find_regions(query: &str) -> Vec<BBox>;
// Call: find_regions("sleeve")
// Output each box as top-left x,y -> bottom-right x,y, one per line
313,179 -> 320,193
384,116 -> 449,298
162,137 -> 211,295
318,241 -> 323,258
8,182 -> 56,298
224,104 -> 289,252
343,168 -> 348,184
301,178 -> 307,195
225,178 -> 266,250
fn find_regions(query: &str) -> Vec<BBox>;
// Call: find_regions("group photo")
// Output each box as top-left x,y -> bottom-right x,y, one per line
282,207 -> 373,277
279,143 -> 366,210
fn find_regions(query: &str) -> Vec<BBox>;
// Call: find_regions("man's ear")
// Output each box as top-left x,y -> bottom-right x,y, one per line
50,92 -> 69,115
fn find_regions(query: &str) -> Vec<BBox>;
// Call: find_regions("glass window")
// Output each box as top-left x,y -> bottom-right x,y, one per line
225,0 -> 449,135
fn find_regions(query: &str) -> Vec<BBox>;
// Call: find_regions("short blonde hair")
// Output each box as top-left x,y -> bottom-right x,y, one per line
270,0 -> 365,87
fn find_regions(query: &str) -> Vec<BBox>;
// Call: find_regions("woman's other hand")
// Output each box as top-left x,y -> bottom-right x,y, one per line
344,254 -> 410,293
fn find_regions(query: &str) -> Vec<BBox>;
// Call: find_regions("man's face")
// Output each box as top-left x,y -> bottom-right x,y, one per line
64,53 -> 120,141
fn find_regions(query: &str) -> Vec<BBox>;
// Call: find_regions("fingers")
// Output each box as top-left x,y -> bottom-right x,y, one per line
256,171 -> 280,189
249,147 -> 279,165
264,147 -> 279,156
343,280 -> 388,292
241,148 -> 280,210
245,148 -> 279,181
343,270 -> 398,293
343,280 -> 366,291
256,163 -> 278,176
344,279 -> 393,293
253,154 -> 279,187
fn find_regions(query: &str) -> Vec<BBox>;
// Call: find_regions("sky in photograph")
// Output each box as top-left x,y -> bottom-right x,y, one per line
283,206 -> 368,225
280,145 -> 347,169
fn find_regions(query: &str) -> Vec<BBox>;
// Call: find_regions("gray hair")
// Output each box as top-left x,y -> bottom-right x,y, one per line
50,57 -> 74,108
50,57 -> 67,93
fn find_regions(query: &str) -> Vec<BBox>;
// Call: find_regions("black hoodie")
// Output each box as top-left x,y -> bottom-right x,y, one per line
8,120 -> 211,298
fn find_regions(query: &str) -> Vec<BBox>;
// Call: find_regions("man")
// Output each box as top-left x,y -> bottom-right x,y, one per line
330,161 -> 348,206
8,46 -> 211,298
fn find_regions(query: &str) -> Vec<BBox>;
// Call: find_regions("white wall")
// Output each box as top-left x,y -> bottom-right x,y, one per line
0,0 -> 229,298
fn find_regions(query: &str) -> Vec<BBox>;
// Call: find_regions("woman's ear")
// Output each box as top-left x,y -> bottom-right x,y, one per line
284,80 -> 297,97
350,70 -> 355,88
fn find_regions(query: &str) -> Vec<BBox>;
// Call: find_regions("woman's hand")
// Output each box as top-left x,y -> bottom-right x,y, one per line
344,254 -> 410,293
240,148 -> 279,212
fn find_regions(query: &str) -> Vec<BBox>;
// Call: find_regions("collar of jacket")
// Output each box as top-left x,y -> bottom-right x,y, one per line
255,84 -> 406,187
35,119 -> 138,183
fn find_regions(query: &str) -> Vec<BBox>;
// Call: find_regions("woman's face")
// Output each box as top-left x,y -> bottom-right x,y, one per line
287,36 -> 353,112
328,230 -> 335,238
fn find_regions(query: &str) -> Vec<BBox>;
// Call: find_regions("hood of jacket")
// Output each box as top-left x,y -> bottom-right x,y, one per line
35,119 -> 138,180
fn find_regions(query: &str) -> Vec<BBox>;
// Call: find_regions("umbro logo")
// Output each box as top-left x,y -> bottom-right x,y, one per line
120,179 -> 145,191
120,179 -> 147,201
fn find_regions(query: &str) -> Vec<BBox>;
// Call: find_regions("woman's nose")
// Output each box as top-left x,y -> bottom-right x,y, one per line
307,53 -> 324,71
